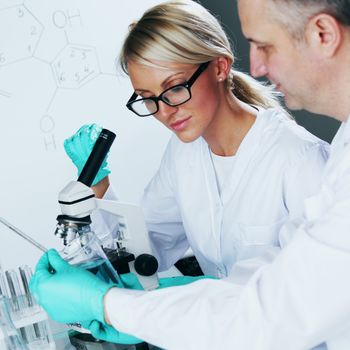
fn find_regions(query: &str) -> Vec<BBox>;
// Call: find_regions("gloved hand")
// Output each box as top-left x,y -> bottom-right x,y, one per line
64,123 -> 111,186
85,273 -> 215,345
79,273 -> 143,345
81,320 -> 143,345
120,272 -> 216,290
120,273 -> 144,290
29,249 -> 113,324
158,275 -> 216,288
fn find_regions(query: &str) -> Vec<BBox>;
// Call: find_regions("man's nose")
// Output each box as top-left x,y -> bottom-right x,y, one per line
249,46 -> 268,78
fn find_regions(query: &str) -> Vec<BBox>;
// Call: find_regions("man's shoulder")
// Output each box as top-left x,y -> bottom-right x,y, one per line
261,108 -> 328,148
257,108 -> 329,164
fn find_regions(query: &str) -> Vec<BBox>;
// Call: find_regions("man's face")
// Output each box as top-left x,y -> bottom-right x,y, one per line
238,0 -> 319,111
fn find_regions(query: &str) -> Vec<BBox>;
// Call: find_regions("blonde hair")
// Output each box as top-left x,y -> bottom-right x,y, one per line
119,0 -> 282,110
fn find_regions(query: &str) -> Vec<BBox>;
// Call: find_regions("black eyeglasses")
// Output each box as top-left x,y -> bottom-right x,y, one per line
126,61 -> 210,117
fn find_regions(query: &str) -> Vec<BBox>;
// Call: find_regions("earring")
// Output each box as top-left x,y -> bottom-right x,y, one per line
218,77 -> 223,82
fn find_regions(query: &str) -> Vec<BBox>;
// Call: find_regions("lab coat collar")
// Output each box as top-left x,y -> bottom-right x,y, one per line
339,115 -> 350,144
329,115 -> 350,153
220,108 -> 265,202
201,107 -> 271,206
323,114 -> 350,176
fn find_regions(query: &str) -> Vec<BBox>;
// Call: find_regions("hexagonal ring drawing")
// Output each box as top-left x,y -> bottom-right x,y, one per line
0,5 -> 43,66
51,44 -> 100,89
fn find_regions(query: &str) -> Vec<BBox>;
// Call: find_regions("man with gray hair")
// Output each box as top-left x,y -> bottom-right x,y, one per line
239,0 -> 350,120
236,0 -> 350,348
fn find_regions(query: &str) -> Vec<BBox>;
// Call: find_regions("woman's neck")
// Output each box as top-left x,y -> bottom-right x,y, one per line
204,95 -> 258,156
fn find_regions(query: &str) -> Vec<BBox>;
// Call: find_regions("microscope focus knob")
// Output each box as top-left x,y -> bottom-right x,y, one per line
134,254 -> 158,276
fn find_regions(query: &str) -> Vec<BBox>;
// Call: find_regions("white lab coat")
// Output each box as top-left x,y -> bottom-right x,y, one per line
103,115 -> 350,350
94,108 -> 328,278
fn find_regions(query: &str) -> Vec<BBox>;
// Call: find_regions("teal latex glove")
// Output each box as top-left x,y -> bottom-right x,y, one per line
120,272 -> 216,290
81,320 -> 143,345
64,123 -> 111,186
120,273 -> 144,290
158,275 -> 216,288
85,273 -> 214,345
78,273 -> 143,345
29,249 -> 113,324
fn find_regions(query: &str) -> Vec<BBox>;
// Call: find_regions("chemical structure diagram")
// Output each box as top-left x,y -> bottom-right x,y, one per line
0,2 -> 117,152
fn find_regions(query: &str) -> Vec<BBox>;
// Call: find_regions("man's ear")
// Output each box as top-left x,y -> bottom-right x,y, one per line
305,13 -> 342,57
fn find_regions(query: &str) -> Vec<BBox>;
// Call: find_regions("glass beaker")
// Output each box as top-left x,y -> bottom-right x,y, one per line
60,228 -> 124,338
60,229 -> 124,287
0,296 -> 28,350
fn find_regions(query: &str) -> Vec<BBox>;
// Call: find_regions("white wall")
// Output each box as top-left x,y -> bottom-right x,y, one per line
0,0 -> 170,271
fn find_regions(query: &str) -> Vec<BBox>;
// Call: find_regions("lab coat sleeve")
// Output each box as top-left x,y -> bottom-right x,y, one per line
224,246 -> 281,286
283,141 -> 329,221
140,140 -> 189,271
103,168 -> 350,350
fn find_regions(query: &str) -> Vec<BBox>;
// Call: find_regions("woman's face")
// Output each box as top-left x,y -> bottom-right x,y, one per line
127,60 -> 222,143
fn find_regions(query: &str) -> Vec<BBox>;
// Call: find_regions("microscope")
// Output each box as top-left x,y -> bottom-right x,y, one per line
54,128 -> 159,350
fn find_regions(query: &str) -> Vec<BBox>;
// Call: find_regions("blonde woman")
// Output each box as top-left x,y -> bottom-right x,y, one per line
31,0 -> 329,348
77,0 -> 328,277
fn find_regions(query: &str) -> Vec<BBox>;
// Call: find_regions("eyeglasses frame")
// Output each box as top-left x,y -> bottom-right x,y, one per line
126,61 -> 211,117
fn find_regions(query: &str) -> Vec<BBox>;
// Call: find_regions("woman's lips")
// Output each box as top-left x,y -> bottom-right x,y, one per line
170,116 -> 191,131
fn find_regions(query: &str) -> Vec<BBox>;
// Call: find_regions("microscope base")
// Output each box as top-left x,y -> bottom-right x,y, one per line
69,331 -> 151,350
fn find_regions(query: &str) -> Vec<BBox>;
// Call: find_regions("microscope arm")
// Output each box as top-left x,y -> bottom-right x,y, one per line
96,199 -> 159,290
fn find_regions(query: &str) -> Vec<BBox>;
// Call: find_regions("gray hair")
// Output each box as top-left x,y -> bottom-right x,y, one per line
119,0 -> 282,110
269,0 -> 350,40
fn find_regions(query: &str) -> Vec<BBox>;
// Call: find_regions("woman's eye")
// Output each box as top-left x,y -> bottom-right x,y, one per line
170,85 -> 185,93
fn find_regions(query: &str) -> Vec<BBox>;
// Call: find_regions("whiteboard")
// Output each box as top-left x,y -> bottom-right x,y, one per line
0,0 -> 170,271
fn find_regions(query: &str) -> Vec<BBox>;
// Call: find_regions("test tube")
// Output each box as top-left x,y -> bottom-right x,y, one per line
0,296 -> 28,350
0,268 -> 54,349
5,270 -> 22,312
0,265 -> 9,298
5,270 -> 36,345
18,267 -> 33,307
19,266 -> 45,341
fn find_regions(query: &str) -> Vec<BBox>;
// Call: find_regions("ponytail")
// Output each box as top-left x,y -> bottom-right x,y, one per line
228,69 -> 290,116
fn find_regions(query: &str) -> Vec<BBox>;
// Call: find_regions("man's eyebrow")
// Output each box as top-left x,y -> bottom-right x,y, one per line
247,38 -> 262,44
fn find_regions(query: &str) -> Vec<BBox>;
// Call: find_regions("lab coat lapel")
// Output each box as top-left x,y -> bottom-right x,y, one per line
200,137 -> 222,205
198,137 -> 223,261
220,109 -> 265,205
